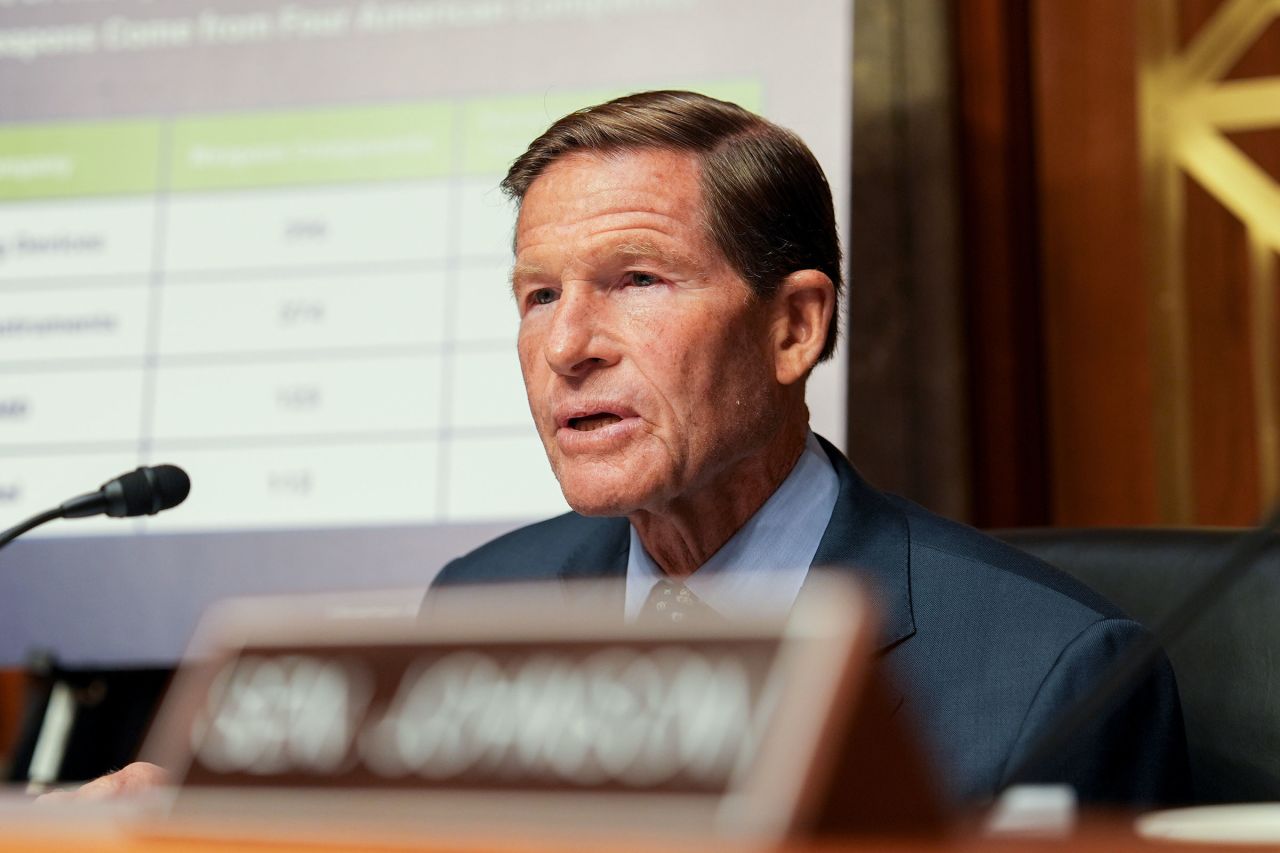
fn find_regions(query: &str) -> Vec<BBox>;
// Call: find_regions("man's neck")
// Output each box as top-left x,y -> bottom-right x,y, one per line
628,416 -> 809,578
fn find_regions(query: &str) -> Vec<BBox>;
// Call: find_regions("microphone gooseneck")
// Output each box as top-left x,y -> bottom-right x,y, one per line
0,508 -> 63,551
0,465 -> 191,552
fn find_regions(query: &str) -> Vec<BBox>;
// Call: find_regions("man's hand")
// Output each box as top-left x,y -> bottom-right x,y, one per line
34,761 -> 168,803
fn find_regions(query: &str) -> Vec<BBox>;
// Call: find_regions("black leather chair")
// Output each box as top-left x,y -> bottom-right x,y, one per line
995,527 -> 1280,804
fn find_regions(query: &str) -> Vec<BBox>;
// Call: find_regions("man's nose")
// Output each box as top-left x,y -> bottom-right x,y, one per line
543,288 -> 617,377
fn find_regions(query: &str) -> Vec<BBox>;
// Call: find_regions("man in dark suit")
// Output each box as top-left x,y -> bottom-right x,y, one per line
50,89 -> 1187,808
433,89 -> 1189,808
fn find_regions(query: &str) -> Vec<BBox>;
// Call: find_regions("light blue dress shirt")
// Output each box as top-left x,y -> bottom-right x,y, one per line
624,431 -> 840,622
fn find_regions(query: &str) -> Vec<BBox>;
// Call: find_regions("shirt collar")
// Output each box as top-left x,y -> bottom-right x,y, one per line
624,431 -> 840,622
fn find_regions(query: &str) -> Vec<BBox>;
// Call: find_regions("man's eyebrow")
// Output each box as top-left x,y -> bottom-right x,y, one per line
508,242 -> 696,296
612,240 -> 694,269
509,261 -> 544,294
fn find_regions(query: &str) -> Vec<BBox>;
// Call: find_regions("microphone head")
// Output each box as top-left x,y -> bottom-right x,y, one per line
108,464 -> 191,517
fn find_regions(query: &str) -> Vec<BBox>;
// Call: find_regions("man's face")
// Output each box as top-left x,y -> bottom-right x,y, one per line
512,149 -> 783,517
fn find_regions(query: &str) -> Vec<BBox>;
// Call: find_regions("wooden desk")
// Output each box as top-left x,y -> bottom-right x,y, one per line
0,810 -> 1259,853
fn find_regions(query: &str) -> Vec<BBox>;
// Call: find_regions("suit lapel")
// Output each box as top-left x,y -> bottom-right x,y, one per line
555,516 -> 629,613
809,435 -> 917,652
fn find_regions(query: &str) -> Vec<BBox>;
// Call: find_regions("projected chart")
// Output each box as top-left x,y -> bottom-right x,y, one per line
0,85 -> 754,535
0,0 -> 853,666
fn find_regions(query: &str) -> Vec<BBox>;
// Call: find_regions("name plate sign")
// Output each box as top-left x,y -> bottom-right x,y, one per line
186,638 -> 778,795
140,575 -> 943,844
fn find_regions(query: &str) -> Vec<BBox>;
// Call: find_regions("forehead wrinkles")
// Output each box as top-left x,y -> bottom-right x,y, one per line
516,149 -> 709,238
518,184 -> 695,235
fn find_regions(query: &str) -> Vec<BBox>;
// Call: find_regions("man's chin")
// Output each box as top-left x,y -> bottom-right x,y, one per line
550,455 -> 671,517
562,493 -> 641,518
556,477 -> 655,518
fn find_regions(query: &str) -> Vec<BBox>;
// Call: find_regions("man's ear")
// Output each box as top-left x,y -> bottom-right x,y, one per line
770,269 -> 836,386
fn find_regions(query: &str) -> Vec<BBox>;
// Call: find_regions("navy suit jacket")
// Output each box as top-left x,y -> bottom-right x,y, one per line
433,436 -> 1190,806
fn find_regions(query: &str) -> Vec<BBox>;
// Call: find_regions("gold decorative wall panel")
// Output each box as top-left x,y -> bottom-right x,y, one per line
1138,0 -> 1280,520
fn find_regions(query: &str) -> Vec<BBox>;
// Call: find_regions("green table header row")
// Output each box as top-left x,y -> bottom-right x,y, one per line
0,82 -> 761,200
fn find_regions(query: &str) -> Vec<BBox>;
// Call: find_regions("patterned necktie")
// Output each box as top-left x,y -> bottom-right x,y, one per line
637,578 -> 722,626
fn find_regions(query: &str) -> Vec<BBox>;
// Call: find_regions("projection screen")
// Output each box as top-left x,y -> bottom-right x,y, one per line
0,0 -> 853,665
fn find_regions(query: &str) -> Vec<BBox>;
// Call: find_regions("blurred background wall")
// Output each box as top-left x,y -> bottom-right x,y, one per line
853,0 -> 1279,529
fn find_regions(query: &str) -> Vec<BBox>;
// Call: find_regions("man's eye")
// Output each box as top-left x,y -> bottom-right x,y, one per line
529,288 -> 558,306
628,272 -> 659,287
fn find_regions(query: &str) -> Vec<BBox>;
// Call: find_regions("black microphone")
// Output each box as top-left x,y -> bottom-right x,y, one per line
59,464 -> 191,519
0,465 -> 191,551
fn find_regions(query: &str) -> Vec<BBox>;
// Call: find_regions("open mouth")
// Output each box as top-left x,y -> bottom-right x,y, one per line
568,413 -> 623,432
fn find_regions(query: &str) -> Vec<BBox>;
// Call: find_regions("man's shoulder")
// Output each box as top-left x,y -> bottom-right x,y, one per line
885,491 -> 1127,627
875,493 -> 1187,805
433,512 -> 629,587
817,435 -> 1126,633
